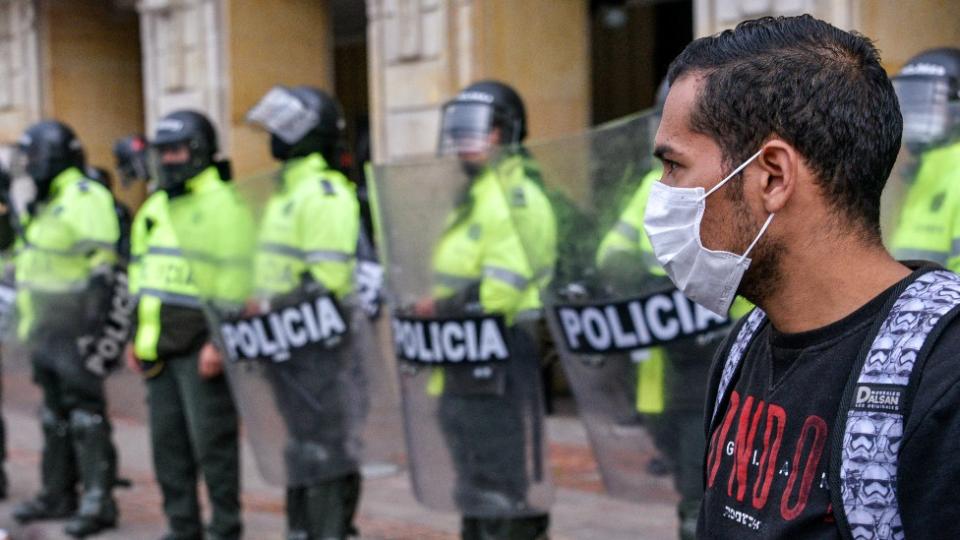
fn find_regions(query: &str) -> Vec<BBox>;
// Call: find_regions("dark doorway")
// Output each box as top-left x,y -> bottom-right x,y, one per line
332,0 -> 374,236
590,0 -> 694,124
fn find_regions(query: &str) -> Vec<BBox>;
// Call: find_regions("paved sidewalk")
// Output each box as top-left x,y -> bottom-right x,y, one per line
0,366 -> 678,540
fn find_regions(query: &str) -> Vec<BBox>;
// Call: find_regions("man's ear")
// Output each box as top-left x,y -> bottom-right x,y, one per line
755,139 -> 797,214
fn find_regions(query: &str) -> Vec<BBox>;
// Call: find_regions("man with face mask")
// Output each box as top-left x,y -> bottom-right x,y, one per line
125,110 -> 248,540
10,120 -> 122,537
595,82 -> 753,540
418,80 -> 557,539
889,48 -> 960,267
645,15 -> 960,539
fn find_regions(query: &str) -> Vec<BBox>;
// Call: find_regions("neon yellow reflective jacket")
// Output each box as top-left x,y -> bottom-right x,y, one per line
255,153 -> 359,299
494,154 -> 558,300
130,166 -> 255,360
128,189 -> 204,360
431,158 -> 550,319
890,141 -> 960,270
427,154 -> 555,396
167,167 -> 256,309
16,167 -> 119,339
596,167 -> 663,274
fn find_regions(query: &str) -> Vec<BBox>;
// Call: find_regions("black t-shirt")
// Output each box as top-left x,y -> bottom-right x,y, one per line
699,268 -> 960,539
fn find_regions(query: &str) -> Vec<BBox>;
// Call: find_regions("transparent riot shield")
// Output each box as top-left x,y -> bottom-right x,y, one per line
13,187 -> 127,406
882,102 -> 960,265
372,156 -> 554,517
168,169 -> 397,487
500,110 -> 737,504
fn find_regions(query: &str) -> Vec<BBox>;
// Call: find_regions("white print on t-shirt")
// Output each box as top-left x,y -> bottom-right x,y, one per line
723,505 -> 763,531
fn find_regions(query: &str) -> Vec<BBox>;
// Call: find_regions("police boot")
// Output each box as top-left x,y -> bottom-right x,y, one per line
286,487 -> 309,540
302,473 -> 362,539
64,410 -> 118,538
13,408 -> 77,522
678,499 -> 700,540
0,412 -> 8,500
462,515 -> 550,540
0,464 -> 8,500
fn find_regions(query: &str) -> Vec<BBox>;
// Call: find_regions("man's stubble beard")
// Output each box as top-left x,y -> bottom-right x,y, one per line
729,192 -> 784,306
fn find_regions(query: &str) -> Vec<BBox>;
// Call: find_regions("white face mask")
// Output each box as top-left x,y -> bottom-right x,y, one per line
642,150 -> 774,315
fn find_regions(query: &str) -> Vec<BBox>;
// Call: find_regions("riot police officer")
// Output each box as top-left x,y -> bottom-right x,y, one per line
10,120 -> 121,537
113,134 -> 150,188
245,85 -> 364,539
126,110 -> 245,540
890,48 -> 960,266
423,80 -> 557,540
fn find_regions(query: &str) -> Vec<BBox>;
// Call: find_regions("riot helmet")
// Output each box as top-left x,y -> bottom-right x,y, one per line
438,80 -> 527,160
892,47 -> 960,152
150,110 -> 218,197
16,120 -> 85,201
86,166 -> 113,190
113,134 -> 150,186
246,85 -> 345,162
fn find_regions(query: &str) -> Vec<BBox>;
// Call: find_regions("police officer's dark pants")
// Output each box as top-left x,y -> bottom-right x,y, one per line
29,345 -> 117,521
147,352 -> 241,540
439,326 -> 549,540
269,347 -> 361,540
0,348 -> 8,498
673,411 -> 705,540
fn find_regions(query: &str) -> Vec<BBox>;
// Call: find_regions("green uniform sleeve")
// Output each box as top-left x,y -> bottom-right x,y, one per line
127,200 -> 151,296
477,190 -> 534,318
212,190 -> 256,305
66,183 -> 120,272
299,182 -> 359,297
948,184 -> 960,273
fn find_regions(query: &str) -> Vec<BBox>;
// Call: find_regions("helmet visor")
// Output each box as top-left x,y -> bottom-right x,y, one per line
893,76 -> 958,147
246,86 -> 320,145
147,142 -> 194,193
438,102 -> 498,156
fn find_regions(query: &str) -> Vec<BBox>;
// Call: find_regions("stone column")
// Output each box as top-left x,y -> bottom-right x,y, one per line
692,0 -> 960,72
138,0 -> 335,178
366,0 -> 589,163
693,0 -> 854,37
0,0 -> 41,143
137,0 -> 228,154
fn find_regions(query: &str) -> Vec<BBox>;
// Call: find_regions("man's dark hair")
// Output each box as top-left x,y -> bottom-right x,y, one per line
667,15 -> 902,240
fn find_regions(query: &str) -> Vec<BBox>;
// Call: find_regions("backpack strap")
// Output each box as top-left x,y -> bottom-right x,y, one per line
832,269 -> 960,540
709,308 -> 767,427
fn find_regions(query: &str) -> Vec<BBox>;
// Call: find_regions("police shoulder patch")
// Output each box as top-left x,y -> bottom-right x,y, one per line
320,179 -> 336,196
930,191 -> 946,212
510,186 -> 527,207
467,223 -> 482,240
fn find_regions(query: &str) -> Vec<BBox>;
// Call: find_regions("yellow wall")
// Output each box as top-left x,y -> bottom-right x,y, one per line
43,0 -> 144,208
226,0 -> 335,177
472,0 -> 590,140
855,0 -> 960,73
